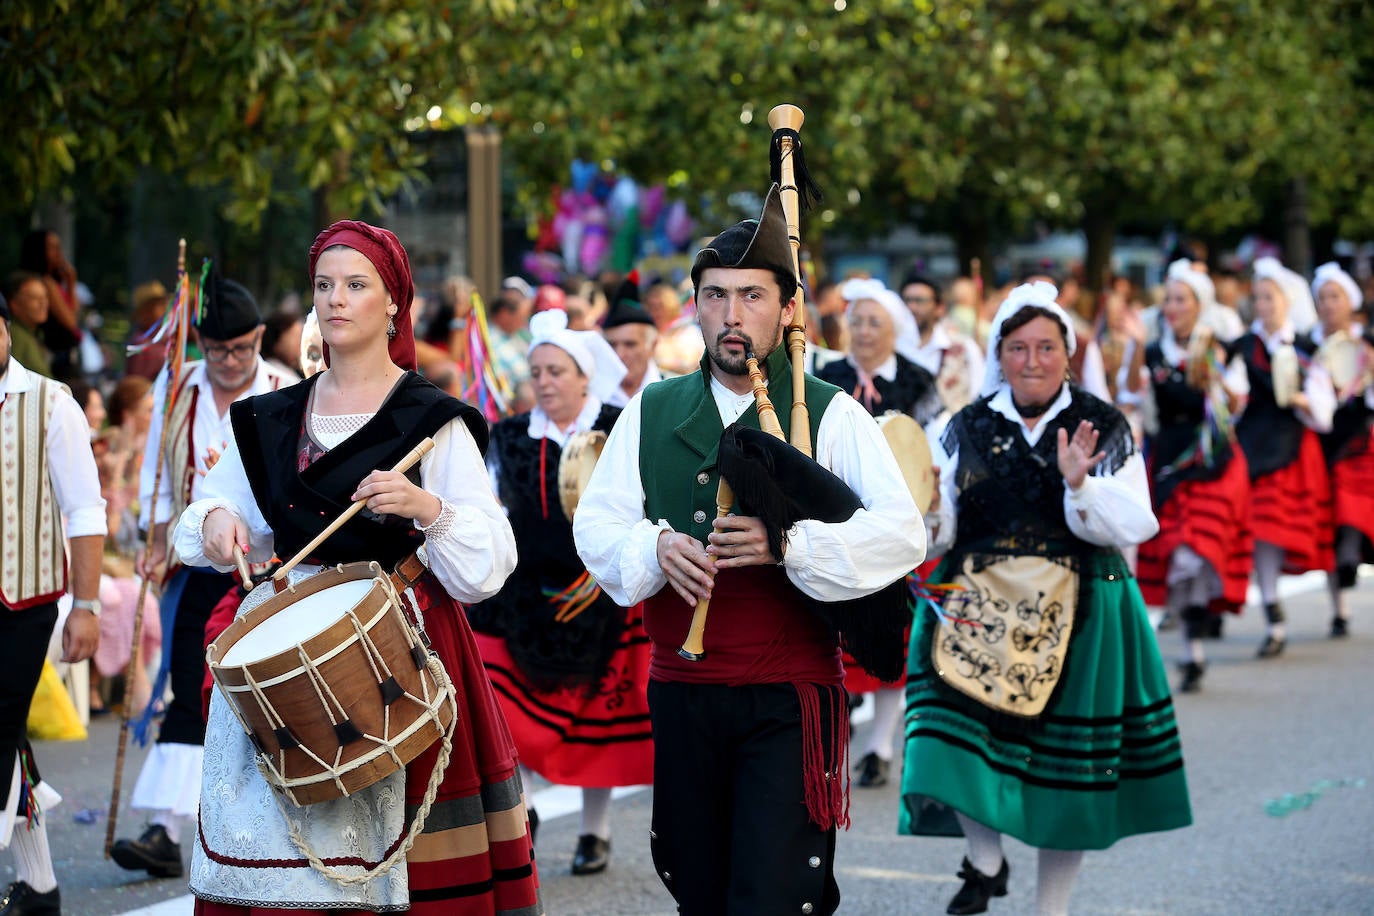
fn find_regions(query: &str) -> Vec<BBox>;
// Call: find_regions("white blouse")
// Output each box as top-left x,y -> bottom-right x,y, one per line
923,383 -> 1160,558
172,411 -> 517,605
572,377 -> 926,607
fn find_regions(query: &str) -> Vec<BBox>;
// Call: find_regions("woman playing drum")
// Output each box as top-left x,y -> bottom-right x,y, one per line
171,221 -> 540,914
899,283 -> 1190,916
1133,260 -> 1252,693
816,278 -> 940,788
468,309 -> 653,877
1227,257 -> 1336,658
1309,261 -> 1373,636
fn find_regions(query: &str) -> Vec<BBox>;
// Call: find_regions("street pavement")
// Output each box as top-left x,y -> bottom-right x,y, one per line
17,574 -> 1374,915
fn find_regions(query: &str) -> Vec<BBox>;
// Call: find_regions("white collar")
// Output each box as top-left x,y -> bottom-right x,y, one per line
989,382 -> 1072,447
0,360 -> 39,396
1308,323 -> 1364,346
709,373 -> 759,426
1250,319 -> 1296,350
527,396 -> 604,444
920,322 -> 953,353
846,352 -> 898,382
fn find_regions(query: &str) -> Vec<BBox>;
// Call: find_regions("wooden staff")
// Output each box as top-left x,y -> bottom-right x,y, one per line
106,239 -> 189,857
768,103 -> 813,459
273,437 -> 436,582
678,354 -> 785,660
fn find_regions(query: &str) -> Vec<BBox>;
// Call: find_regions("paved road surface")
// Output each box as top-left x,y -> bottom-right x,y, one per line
17,576 -> 1374,914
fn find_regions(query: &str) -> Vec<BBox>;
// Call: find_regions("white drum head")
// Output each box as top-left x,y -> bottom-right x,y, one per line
220,579 -> 374,666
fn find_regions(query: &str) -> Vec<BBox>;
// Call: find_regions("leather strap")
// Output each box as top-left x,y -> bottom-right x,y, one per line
391,552 -> 426,592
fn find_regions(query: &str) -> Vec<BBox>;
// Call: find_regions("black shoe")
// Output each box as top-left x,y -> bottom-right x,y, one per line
1256,634 -> 1286,659
0,881 -> 60,916
855,751 -> 890,788
527,807 -> 539,846
570,834 -> 610,875
946,856 -> 1009,915
1205,614 -> 1225,640
1331,616 -> 1350,638
1178,661 -> 1205,693
110,823 -> 184,878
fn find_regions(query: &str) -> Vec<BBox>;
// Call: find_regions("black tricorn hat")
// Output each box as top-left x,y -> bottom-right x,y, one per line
717,423 -> 910,682
603,270 -> 656,330
197,271 -> 262,341
690,183 -> 794,292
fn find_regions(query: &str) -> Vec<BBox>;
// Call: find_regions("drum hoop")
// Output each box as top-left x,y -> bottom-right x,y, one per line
213,599 -> 396,690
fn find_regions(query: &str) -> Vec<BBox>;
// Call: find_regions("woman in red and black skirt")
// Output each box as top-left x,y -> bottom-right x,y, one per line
1229,257 -> 1336,658
470,310 -> 653,877
1310,262 -> 1374,636
1134,261 -> 1252,692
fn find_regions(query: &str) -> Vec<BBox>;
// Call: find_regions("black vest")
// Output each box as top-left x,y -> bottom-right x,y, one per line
817,353 -> 943,425
1230,332 -> 1313,480
230,373 -> 482,569
1144,342 -> 1234,507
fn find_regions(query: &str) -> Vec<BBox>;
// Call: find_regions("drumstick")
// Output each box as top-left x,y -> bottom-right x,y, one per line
232,543 -> 253,589
274,437 -> 436,581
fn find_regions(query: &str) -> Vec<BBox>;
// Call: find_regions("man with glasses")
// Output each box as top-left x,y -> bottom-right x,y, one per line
111,274 -> 293,880
902,272 -> 985,415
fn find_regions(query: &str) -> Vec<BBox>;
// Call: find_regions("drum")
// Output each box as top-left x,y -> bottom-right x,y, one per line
1318,330 -> 1370,396
558,429 -> 607,521
207,561 -> 455,806
877,412 -> 936,514
1271,344 -> 1301,408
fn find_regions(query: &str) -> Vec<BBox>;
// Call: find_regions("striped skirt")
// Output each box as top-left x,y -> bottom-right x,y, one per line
476,605 -> 654,788
899,551 -> 1192,851
1333,427 -> 1374,544
1251,429 -> 1334,574
1137,446 -> 1253,612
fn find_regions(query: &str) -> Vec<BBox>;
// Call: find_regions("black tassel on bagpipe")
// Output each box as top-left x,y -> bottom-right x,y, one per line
718,424 -> 911,682
770,128 -> 823,214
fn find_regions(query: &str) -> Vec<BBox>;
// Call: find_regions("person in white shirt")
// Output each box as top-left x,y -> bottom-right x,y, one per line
901,272 -> 986,415
903,283 -> 1190,916
601,273 -> 663,408
0,297 -> 106,916
111,273 -> 294,880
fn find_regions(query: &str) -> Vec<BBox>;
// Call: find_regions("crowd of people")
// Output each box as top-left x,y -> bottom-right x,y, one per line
1,207 -> 1370,916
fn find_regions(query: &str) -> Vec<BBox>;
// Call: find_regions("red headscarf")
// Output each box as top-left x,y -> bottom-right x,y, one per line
308,220 -> 417,371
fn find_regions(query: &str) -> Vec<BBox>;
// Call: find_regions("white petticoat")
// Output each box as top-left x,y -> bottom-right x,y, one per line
130,742 -> 203,817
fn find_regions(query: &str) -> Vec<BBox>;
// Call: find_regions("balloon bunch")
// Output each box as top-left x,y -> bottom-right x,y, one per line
525,160 -> 698,281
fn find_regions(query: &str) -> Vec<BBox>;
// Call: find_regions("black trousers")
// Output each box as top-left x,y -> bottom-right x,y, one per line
158,569 -> 234,746
647,680 -> 841,916
0,601 -> 59,811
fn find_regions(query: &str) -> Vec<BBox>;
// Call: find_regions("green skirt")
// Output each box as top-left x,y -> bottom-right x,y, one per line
898,551 -> 1192,850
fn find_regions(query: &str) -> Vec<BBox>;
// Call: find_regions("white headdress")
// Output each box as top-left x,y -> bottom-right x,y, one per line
1166,258 -> 1217,311
980,281 -> 1077,397
840,277 -> 921,363
528,309 -> 627,403
1252,257 -> 1317,334
1311,261 -> 1363,312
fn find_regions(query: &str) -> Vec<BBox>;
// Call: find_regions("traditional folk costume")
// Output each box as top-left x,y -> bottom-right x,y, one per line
0,357 -> 107,914
574,187 -> 924,916
470,310 -> 652,875
1228,258 -> 1336,657
901,285 -> 1190,916
1309,263 -> 1374,635
116,277 -> 294,878
1136,263 -> 1252,692
171,220 -> 540,915
816,278 -> 940,788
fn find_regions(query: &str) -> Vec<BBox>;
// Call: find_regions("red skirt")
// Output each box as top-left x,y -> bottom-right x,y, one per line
196,574 -> 541,916
1251,430 -> 1334,574
1138,446 -> 1253,612
1333,427 -> 1374,543
842,559 -> 937,695
476,605 -> 653,787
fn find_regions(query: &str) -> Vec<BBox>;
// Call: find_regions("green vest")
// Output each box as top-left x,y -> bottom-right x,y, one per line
639,344 -> 841,544
9,323 -> 53,379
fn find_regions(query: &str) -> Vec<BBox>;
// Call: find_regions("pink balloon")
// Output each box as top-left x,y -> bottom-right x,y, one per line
639,184 -> 666,228
665,201 -> 695,248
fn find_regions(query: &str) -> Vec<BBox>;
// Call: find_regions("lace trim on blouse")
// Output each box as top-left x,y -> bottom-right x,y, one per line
309,412 -> 371,449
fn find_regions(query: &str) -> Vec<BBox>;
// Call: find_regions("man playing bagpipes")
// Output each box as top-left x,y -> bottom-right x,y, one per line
574,181 -> 923,915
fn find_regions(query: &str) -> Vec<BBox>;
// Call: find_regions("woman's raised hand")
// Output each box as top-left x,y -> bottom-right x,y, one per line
1056,420 -> 1106,491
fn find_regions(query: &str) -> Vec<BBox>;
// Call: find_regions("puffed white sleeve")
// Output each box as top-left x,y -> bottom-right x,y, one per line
1063,450 -> 1160,548
415,417 -> 518,604
573,393 -> 671,607
45,390 -> 107,539
782,393 -> 925,599
172,436 -> 274,571
1297,363 -> 1336,433
138,366 -> 173,529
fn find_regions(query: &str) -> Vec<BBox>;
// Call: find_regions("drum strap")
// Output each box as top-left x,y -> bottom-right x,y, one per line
391,552 -> 426,591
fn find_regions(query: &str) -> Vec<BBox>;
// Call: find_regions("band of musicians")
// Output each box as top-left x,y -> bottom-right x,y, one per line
7,103 -> 1374,916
